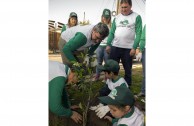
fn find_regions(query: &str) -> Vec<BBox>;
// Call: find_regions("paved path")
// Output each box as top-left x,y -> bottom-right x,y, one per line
49,53 -> 142,68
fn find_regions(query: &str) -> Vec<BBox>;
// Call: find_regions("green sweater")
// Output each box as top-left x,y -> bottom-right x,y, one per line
107,12 -> 142,49
139,25 -> 146,52
49,60 -> 72,117
61,24 -> 68,33
61,25 -> 100,62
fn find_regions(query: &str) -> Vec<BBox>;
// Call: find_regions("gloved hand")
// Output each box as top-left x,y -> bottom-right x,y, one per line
83,54 -> 97,67
89,103 -> 104,111
90,55 -> 97,67
83,55 -> 90,67
95,105 -> 110,118
136,52 -> 142,62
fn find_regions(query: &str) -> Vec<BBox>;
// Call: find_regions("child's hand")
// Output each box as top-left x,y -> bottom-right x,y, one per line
70,105 -> 80,109
104,116 -> 112,122
90,103 -> 104,111
96,105 -> 110,118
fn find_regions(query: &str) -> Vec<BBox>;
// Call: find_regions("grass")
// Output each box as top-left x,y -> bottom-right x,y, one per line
131,67 -> 143,94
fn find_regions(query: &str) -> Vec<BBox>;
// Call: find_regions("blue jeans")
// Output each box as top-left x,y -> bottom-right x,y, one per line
110,46 -> 133,86
141,48 -> 146,94
96,46 -> 109,75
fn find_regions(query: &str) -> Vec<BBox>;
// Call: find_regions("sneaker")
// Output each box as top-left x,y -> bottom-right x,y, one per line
137,92 -> 145,97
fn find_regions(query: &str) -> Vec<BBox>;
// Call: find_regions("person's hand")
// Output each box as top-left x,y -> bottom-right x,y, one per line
70,111 -> 82,124
95,105 -> 110,118
136,52 -> 142,62
83,55 -> 90,66
105,46 -> 111,54
70,105 -> 80,110
104,116 -> 113,122
130,49 -> 136,56
89,103 -> 104,111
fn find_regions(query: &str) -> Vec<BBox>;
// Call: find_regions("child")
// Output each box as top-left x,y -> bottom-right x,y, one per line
98,59 -> 128,96
90,59 -> 129,118
99,86 -> 145,126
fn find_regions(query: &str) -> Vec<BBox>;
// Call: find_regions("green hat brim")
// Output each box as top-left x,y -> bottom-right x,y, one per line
97,65 -> 106,71
103,15 -> 111,19
98,96 -> 119,105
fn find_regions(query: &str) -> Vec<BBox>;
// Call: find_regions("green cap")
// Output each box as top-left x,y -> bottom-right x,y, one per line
98,59 -> 120,72
98,86 -> 135,106
102,9 -> 111,18
69,12 -> 77,18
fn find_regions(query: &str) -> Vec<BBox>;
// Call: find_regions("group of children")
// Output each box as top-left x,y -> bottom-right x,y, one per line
90,59 -> 145,126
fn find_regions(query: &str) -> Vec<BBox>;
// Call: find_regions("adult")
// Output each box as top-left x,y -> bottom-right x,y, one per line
61,12 -> 78,33
49,60 -> 82,124
58,22 -> 109,67
136,24 -> 146,97
94,8 -> 112,81
106,0 -> 142,87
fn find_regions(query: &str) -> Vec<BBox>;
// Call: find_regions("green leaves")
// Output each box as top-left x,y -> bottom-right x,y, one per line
70,53 -> 96,126
79,102 -> 83,110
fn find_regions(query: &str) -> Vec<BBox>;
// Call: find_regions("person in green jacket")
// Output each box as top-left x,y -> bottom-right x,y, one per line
58,22 -> 109,67
136,25 -> 146,97
61,12 -> 78,33
49,60 -> 82,124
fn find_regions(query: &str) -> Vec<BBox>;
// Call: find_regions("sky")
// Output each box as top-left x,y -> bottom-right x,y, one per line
49,0 -> 145,25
